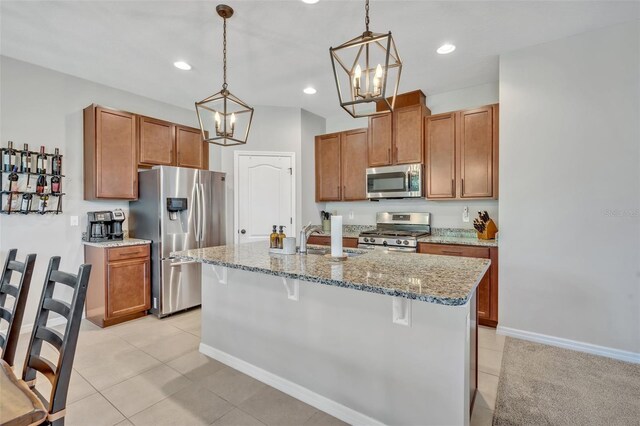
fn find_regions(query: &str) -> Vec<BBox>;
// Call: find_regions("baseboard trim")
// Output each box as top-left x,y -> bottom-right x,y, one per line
497,326 -> 640,364
199,343 -> 384,426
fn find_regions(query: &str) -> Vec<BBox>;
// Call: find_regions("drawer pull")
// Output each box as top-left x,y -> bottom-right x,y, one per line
113,251 -> 141,257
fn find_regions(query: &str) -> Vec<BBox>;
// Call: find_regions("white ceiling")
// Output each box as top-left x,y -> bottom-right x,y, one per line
1,1 -> 638,119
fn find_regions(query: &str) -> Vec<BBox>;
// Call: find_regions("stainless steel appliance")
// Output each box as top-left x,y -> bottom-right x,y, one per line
129,166 -> 225,317
366,163 -> 423,199
83,210 -> 125,242
358,212 -> 431,253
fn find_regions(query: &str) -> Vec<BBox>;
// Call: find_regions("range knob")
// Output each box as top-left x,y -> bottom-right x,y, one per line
396,240 -> 402,245
363,237 -> 369,243
403,240 -> 409,245
370,238 -> 376,243
382,241 -> 388,247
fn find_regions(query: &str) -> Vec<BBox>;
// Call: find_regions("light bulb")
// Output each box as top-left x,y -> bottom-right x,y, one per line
354,64 -> 362,78
230,113 -> 236,128
214,112 -> 221,131
375,64 -> 383,78
353,64 -> 362,89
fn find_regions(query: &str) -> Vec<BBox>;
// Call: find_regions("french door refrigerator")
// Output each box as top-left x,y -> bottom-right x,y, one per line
129,166 -> 225,317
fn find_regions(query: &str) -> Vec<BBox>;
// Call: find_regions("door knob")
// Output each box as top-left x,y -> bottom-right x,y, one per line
240,229 -> 246,234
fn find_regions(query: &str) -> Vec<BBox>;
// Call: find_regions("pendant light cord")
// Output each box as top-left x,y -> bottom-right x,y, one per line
365,0 -> 370,32
222,16 -> 228,90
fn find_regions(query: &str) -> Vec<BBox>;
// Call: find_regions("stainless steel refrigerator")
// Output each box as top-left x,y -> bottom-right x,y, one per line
129,166 -> 225,317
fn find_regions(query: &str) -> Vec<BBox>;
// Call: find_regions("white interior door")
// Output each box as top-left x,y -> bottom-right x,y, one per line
236,153 -> 294,244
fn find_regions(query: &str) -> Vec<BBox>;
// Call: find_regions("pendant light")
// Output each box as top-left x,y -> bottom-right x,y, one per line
196,4 -> 254,146
329,0 -> 402,118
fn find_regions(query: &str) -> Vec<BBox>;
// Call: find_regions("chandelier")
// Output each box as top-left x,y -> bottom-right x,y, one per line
196,4 -> 254,146
329,0 -> 402,118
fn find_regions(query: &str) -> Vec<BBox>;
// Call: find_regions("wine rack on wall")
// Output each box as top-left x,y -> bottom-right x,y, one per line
1,144 -> 65,215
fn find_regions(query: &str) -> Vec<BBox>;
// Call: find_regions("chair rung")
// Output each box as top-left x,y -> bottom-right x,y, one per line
43,298 -> 71,319
0,306 -> 12,322
50,270 -> 77,288
0,283 -> 18,298
36,326 -> 64,351
28,354 -> 57,384
7,260 -> 24,272
0,333 -> 5,347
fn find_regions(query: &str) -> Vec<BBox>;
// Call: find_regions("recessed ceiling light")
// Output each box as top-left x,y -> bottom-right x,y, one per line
301,0 -> 319,4
437,44 -> 456,55
173,61 -> 192,70
303,87 -> 317,95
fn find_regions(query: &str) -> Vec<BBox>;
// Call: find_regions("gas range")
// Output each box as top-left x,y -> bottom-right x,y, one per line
358,212 -> 431,252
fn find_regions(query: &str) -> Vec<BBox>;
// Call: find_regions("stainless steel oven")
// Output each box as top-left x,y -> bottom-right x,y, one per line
366,163 -> 423,199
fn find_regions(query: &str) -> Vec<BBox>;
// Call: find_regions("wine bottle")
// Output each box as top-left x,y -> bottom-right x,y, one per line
51,175 -> 61,194
21,144 -> 31,173
8,166 -> 19,192
20,193 -> 32,214
3,141 -> 16,172
52,148 -> 62,175
36,174 -> 46,194
37,146 -> 47,174
38,194 -> 48,214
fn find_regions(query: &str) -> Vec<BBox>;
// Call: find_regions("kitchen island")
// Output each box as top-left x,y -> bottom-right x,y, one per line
172,241 -> 490,425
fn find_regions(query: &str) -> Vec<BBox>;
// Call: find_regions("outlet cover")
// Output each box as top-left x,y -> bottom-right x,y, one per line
70,216 -> 79,227
462,207 -> 470,223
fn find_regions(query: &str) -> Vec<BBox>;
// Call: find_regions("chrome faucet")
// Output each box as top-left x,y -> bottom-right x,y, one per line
299,224 -> 323,254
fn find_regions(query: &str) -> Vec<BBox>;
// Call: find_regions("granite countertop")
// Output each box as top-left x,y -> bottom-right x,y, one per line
171,241 -> 490,306
418,235 -> 498,248
82,238 -> 151,248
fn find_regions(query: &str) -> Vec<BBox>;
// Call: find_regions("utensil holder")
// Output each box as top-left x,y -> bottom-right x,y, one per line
322,219 -> 331,232
477,219 -> 498,240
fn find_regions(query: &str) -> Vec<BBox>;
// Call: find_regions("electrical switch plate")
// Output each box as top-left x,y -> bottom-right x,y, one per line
462,207 -> 469,223
70,216 -> 79,226
349,211 -> 354,219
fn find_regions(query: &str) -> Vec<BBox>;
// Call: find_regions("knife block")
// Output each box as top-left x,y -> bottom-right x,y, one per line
477,219 -> 498,240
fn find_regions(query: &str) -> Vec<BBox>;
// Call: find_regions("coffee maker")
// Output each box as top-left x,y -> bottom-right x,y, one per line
83,210 -> 125,242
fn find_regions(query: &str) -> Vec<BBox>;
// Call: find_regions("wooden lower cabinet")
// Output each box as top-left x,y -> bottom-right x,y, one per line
417,243 -> 498,327
307,235 -> 359,248
85,244 -> 151,327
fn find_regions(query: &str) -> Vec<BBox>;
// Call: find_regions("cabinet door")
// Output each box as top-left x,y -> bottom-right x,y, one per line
139,116 -> 175,166
458,106 -> 495,198
176,125 -> 208,169
106,257 -> 150,319
425,113 -> 456,198
95,107 -> 138,199
315,134 -> 342,201
477,272 -> 491,322
393,105 -> 423,164
341,129 -> 368,201
368,113 -> 392,166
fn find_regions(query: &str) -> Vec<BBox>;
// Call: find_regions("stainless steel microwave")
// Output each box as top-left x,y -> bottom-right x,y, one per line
366,163 -> 423,199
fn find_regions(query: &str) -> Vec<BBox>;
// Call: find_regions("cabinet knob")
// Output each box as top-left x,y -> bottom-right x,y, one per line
240,229 -> 246,234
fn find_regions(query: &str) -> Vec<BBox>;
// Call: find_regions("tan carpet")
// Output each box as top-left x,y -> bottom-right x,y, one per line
493,337 -> 640,426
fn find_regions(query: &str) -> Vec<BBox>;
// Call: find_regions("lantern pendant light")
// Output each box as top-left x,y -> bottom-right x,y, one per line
329,0 -> 402,118
196,4 -> 254,146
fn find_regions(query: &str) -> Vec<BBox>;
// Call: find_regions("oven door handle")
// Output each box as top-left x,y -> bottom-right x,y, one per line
387,246 -> 416,253
406,171 -> 411,191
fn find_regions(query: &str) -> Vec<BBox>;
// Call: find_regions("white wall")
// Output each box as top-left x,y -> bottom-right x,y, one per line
301,109 -> 326,227
499,21 -> 640,356
323,82 -> 500,229
0,56 -> 199,329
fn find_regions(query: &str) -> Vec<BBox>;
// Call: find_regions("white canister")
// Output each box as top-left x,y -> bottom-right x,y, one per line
283,237 -> 297,255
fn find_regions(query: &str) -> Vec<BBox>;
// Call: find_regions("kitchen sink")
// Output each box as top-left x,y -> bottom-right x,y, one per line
304,247 -> 365,257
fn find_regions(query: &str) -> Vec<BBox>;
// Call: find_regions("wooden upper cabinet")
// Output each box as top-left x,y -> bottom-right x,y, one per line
315,133 -> 342,201
176,125 -> 208,170
458,105 -> 497,198
84,105 -> 138,200
341,128 -> 368,201
425,113 -> 456,199
368,113 -> 393,167
394,105 -> 424,164
138,116 -> 175,166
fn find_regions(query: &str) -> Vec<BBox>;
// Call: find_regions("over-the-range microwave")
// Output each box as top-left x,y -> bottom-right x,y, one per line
366,163 -> 423,199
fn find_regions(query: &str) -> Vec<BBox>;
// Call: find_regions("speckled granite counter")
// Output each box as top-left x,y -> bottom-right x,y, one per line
172,241 -> 490,306
82,238 -> 151,248
418,235 -> 498,247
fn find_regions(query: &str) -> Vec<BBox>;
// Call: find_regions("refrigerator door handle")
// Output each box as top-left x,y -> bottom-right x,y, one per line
194,182 -> 201,246
199,183 -> 206,243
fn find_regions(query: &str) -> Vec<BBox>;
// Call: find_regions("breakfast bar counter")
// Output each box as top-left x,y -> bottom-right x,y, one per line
172,241 -> 490,426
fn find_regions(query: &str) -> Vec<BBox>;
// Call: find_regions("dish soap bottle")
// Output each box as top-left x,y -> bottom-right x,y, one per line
270,225 -> 279,249
278,226 -> 286,249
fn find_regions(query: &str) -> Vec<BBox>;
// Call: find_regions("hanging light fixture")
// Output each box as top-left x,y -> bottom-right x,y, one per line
329,0 -> 402,118
196,4 -> 253,146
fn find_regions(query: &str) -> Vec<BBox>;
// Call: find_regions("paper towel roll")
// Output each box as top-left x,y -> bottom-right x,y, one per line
331,215 -> 343,258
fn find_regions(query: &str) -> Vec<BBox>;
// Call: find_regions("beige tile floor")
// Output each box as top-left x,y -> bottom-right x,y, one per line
10,309 -> 504,426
